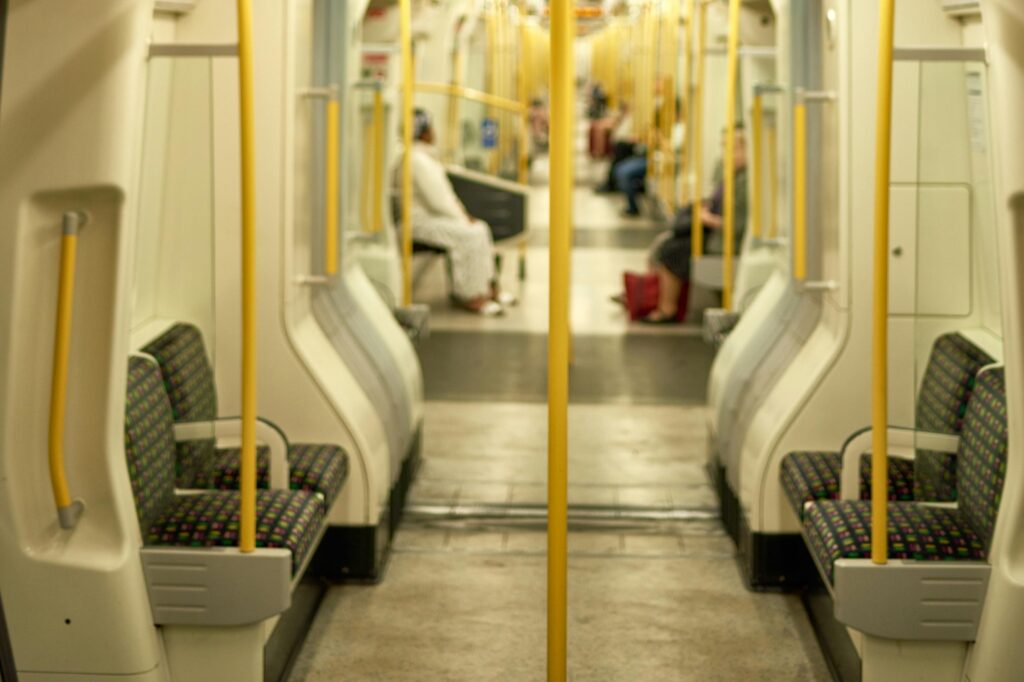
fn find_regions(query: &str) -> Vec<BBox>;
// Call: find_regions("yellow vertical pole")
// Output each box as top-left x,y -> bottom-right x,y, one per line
486,8 -> 498,174
325,96 -> 340,274
549,0 -> 572,677
751,93 -> 764,240
518,0 -> 530,183
400,0 -> 414,307
372,87 -> 385,233
871,0 -> 897,565
691,1 -> 707,258
721,0 -> 741,311
768,121 -> 779,239
679,0 -> 695,208
447,49 -> 463,162
793,96 -> 808,280
235,0 -> 257,553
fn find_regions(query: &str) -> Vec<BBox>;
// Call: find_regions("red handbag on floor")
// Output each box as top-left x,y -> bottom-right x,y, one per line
623,271 -> 689,321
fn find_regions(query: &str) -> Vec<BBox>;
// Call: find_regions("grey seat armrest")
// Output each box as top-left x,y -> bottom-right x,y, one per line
141,547 -> 292,626
173,417 -> 291,489
833,558 -> 990,641
839,426 -> 960,500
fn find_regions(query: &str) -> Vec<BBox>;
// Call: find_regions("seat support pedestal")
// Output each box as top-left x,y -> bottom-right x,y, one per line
861,634 -> 967,682
163,623 -> 264,681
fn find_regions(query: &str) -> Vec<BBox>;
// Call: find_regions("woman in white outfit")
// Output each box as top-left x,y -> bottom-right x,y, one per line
406,109 -> 504,316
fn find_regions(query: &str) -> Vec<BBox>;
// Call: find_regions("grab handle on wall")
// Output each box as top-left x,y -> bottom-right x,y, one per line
49,211 -> 87,530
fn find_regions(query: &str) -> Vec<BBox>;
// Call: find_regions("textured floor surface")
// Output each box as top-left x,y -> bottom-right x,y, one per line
289,126 -> 829,681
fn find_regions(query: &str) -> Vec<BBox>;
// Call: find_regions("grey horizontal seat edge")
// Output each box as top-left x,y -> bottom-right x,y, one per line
140,547 -> 292,626
832,558 -> 990,641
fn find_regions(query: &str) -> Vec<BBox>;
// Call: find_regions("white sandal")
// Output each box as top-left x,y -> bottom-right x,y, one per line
494,291 -> 519,307
476,300 -> 505,317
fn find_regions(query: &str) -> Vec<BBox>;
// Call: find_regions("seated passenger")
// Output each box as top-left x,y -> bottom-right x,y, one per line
596,102 -> 640,193
402,109 -> 507,316
615,153 -> 648,217
643,126 -> 748,324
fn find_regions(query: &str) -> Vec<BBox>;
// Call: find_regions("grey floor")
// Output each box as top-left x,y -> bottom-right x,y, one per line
289,133 -> 830,681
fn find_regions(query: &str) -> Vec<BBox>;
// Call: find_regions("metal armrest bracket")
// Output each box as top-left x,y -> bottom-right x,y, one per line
839,427 -> 960,500
173,417 -> 290,489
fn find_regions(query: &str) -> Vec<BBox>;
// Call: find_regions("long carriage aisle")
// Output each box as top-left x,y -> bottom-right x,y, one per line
289,103 -> 828,681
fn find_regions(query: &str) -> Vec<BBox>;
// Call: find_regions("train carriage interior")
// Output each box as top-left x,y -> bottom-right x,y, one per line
2,0 -> 1024,680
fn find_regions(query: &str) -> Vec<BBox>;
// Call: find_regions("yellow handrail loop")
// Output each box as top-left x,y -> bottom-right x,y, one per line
49,211 -> 87,530
325,87 -> 340,275
414,81 -> 526,114
371,85 -> 385,234
793,91 -> 807,281
870,0 -> 897,565
235,0 -> 257,553
549,2 -> 572,678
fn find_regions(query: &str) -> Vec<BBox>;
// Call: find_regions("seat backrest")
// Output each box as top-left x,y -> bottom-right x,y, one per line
956,368 -> 1008,552
124,356 -> 178,531
142,323 -> 218,487
914,333 -> 997,500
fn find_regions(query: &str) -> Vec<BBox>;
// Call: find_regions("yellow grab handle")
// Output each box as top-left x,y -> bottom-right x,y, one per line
871,0 -> 897,565
751,94 -> 764,240
549,3 -> 572,678
793,98 -> 808,281
721,0 -> 741,311
49,212 -> 86,530
679,0 -> 695,208
400,0 -> 414,307
236,0 -> 257,554
325,96 -> 340,275
372,88 -> 385,234
768,123 -> 779,239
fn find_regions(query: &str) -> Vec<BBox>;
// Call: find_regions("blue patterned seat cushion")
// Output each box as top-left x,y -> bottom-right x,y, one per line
145,489 -> 325,574
913,334 -> 995,501
780,451 -> 916,518
803,501 -> 987,583
144,323 -> 348,506
194,443 -> 348,508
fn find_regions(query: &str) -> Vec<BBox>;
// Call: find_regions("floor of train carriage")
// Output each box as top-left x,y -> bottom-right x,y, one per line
290,127 -> 829,681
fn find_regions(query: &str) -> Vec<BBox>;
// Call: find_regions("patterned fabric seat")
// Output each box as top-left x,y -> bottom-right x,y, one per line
781,451 -> 916,515
125,356 -> 324,574
142,323 -> 347,507
780,333 -> 995,518
803,369 -> 1007,583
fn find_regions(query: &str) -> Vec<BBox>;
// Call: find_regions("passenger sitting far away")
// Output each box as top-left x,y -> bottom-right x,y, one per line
401,109 -> 512,316
643,125 -> 749,324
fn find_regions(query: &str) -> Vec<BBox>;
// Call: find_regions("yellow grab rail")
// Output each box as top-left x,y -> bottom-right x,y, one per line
49,212 -> 87,530
518,0 -> 530,184
871,0 -> 897,565
793,95 -> 807,281
691,0 -> 708,258
400,0 -> 414,306
236,0 -> 257,553
751,94 -> 764,240
415,81 -> 527,114
549,2 -> 572,678
721,0 -> 741,311
325,93 -> 340,275
767,117 -> 779,239
372,87 -> 385,233
679,0 -> 695,208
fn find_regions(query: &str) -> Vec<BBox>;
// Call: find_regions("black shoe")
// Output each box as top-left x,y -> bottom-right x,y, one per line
621,208 -> 641,218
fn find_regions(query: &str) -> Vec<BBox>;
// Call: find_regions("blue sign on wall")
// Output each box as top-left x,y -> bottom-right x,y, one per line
481,118 -> 499,149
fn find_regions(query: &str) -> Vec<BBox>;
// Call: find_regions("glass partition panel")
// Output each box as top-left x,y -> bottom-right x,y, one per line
132,54 -> 216,440
133,56 -> 216,345
908,59 -> 1002,500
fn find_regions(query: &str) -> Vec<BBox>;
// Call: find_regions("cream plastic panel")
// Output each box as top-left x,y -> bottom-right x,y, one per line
0,0 -> 166,677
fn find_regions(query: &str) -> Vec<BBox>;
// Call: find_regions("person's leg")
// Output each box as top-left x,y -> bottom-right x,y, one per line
654,264 -> 683,316
415,217 -> 498,313
601,141 -> 634,191
617,157 -> 647,215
